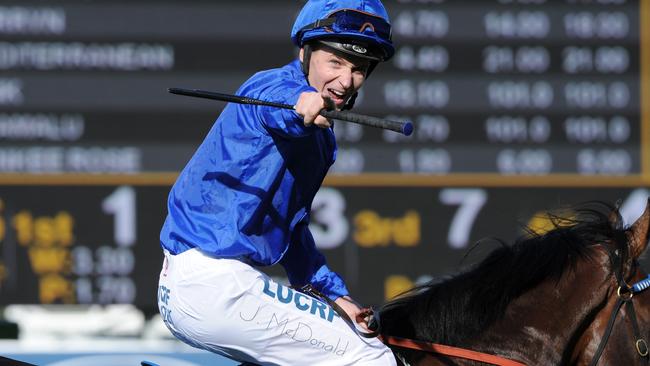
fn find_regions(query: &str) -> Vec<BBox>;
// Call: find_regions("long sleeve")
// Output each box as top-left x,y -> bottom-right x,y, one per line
162,60 -> 338,266
239,67 -> 319,138
258,82 -> 318,138
279,223 -> 349,301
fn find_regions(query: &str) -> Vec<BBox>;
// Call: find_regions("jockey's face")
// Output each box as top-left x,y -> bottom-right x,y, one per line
300,45 -> 369,110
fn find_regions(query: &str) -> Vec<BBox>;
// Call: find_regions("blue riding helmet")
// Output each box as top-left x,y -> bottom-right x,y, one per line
291,0 -> 395,62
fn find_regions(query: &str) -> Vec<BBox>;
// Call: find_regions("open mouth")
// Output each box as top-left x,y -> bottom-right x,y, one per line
327,88 -> 348,106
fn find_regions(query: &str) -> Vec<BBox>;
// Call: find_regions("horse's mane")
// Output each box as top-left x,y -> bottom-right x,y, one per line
378,202 -> 630,348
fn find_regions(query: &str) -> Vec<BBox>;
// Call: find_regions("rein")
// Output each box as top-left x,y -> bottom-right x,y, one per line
379,335 -> 526,366
587,249 -> 650,366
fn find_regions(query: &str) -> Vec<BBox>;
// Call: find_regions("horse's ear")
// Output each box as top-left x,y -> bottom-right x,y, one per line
608,205 -> 621,226
628,198 -> 650,259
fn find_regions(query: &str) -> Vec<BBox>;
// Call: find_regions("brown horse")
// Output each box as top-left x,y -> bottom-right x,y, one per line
378,200 -> 650,366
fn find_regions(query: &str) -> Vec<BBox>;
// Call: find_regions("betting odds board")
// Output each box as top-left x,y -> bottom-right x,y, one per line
0,0 -> 648,307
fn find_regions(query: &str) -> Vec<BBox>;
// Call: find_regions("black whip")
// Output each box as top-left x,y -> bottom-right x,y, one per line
168,87 -> 413,136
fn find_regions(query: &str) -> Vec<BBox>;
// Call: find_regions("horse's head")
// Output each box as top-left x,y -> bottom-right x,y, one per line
573,199 -> 650,365
378,200 -> 650,366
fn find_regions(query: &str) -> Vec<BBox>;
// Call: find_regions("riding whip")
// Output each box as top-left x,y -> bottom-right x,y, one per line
168,88 -> 413,136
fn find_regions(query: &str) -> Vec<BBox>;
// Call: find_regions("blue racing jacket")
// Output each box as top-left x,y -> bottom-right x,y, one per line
160,60 -> 349,300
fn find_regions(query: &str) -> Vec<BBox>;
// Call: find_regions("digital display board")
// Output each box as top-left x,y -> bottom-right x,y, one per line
0,0 -> 647,179
0,185 -> 648,307
0,0 -> 648,308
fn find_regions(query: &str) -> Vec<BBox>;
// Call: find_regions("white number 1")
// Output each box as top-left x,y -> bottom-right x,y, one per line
102,186 -> 136,247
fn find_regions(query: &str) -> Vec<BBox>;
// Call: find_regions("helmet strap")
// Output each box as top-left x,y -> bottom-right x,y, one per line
342,92 -> 357,110
301,44 -> 312,77
366,61 -> 378,79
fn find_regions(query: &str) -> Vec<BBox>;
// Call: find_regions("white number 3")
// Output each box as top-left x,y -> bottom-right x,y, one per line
310,188 -> 349,250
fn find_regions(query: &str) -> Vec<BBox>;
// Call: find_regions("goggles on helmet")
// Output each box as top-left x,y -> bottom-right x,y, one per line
299,9 -> 392,43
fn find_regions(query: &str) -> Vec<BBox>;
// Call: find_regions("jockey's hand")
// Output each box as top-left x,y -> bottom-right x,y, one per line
334,296 -> 370,331
295,92 -> 333,129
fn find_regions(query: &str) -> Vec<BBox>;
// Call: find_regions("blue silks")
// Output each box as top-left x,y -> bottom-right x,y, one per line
160,60 -> 348,300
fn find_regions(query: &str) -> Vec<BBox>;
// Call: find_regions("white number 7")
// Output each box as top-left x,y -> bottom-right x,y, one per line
439,188 -> 487,249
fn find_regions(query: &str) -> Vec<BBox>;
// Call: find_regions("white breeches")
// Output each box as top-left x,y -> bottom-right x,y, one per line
157,248 -> 396,366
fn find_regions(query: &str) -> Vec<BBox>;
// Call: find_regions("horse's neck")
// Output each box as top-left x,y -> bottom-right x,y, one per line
464,258 -> 612,365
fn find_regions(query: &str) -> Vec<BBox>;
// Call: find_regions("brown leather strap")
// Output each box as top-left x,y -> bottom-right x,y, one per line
381,335 -> 527,366
588,296 -> 625,366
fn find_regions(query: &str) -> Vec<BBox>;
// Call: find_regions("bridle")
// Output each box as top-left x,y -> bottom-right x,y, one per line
588,248 -> 650,366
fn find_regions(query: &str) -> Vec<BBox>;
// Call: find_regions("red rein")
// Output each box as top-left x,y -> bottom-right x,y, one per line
380,335 -> 527,366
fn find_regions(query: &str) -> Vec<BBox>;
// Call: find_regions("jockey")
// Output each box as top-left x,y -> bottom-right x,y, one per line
157,0 -> 396,365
